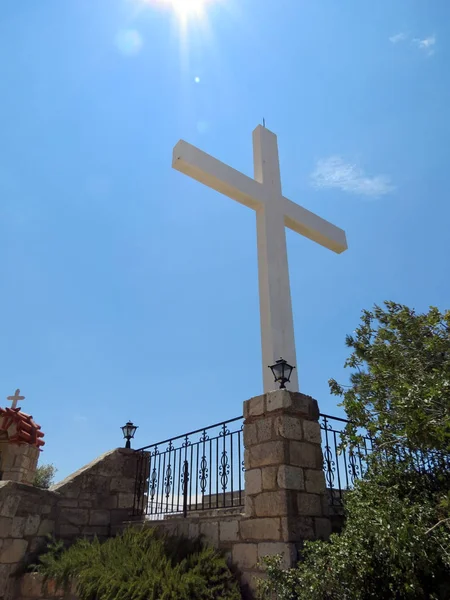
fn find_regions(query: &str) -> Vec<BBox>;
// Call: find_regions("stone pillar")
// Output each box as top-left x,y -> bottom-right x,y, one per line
236,390 -> 331,594
0,442 -> 40,485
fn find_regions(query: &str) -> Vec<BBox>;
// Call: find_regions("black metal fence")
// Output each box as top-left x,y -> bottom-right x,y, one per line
133,417 -> 245,518
133,412 -> 377,517
320,413 -> 373,507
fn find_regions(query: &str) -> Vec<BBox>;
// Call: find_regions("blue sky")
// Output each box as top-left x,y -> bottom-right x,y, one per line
0,0 -> 449,480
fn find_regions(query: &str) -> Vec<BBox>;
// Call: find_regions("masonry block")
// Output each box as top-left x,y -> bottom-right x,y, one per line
199,521 -> 219,546
297,493 -> 323,516
266,389 -> 293,412
290,441 -> 322,469
275,414 -> 303,440
232,543 -> 258,570
277,465 -> 304,491
240,517 -> 281,541
247,441 -> 285,469
281,516 -> 315,542
303,420 -> 322,444
0,538 -> 28,564
257,542 -> 296,569
304,469 -> 326,494
261,466 -> 278,491
256,417 -> 273,442
220,519 -> 240,543
254,491 -> 293,518
245,469 -> 262,495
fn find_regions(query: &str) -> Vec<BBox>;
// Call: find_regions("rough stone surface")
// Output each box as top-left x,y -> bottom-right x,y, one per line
275,414 -> 303,441
0,538 -> 28,563
254,491 -> 291,518
199,521 -> 219,546
256,417 -> 273,443
245,395 -> 265,418
281,516 -> 315,542
232,543 -> 258,570
261,466 -> 278,491
277,465 -> 304,491
245,469 -> 262,496
303,420 -> 322,444
220,519 -> 240,543
247,441 -> 285,469
257,542 -> 296,569
290,441 -> 322,469
304,469 -> 326,494
266,390 -> 292,412
297,493 -> 323,516
240,517 -> 281,541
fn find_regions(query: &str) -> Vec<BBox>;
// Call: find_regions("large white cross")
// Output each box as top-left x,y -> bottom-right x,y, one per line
172,125 -> 347,392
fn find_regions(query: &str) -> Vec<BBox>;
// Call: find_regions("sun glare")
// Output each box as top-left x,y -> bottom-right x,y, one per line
140,0 -> 213,21
167,0 -> 210,18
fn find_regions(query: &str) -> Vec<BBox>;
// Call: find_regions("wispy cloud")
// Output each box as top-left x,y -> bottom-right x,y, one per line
115,29 -> 144,56
389,31 -> 437,56
413,35 -> 436,56
311,157 -> 395,198
389,32 -> 407,44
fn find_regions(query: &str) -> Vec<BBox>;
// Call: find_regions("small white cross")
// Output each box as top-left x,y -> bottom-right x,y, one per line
7,389 -> 25,410
172,125 -> 347,392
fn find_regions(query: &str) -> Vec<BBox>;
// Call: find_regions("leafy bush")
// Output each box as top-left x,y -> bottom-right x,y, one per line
259,469 -> 450,599
37,527 -> 241,600
33,463 -> 57,489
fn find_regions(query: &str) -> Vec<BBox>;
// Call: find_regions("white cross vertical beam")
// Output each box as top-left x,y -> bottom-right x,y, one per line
253,127 -> 299,392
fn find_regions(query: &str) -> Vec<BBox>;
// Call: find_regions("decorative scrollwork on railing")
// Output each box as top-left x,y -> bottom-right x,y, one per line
199,429 -> 209,443
151,445 -> 159,457
219,423 -> 230,437
199,456 -> 208,493
348,450 -> 360,486
149,467 -> 157,501
182,435 -> 191,448
166,440 -> 174,452
164,463 -> 172,499
323,445 -> 335,489
219,450 -> 230,491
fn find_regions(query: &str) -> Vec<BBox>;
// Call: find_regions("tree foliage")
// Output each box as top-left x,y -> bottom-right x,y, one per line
330,301 -> 450,456
33,463 -> 57,489
37,527 -> 241,600
259,302 -> 450,599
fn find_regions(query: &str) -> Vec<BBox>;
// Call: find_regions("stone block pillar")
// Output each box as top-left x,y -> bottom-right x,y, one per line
0,442 -> 40,485
236,390 -> 331,593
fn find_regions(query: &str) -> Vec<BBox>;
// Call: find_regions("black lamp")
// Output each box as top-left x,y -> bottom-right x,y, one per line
268,358 -> 295,389
121,421 -> 138,449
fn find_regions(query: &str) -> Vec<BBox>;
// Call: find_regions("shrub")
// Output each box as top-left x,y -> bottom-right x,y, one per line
258,470 -> 450,599
33,464 -> 57,489
37,527 -> 241,600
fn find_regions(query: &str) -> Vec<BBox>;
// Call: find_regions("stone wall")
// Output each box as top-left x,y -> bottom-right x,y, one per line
0,448 -> 144,600
0,481 -> 58,600
51,448 -> 145,543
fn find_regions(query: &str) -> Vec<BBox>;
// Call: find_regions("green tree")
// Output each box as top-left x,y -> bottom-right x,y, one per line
259,302 -> 450,600
330,301 -> 450,457
33,463 -> 57,489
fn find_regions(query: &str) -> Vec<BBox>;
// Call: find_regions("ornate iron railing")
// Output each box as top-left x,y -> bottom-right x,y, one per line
133,417 -> 244,517
319,413 -> 373,507
133,412 -> 379,517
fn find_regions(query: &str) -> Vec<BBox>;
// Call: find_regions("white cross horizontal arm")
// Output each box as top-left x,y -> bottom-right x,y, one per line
172,141 -> 266,211
283,198 -> 348,254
